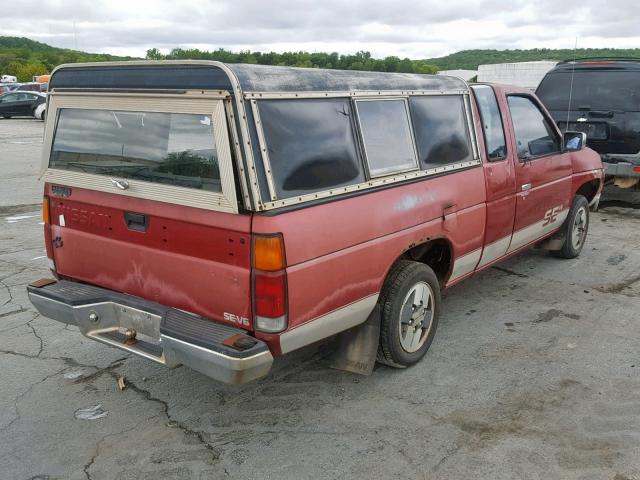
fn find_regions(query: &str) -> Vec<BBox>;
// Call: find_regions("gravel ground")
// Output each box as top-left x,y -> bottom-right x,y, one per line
1,118 -> 639,480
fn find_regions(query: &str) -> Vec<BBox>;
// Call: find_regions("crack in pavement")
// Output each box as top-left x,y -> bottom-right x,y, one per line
0,354 -> 129,435
1,345 -> 221,477
83,421 -> 149,480
75,371 -> 221,478
0,278 -> 14,307
26,315 -> 44,357
0,307 -> 28,319
78,347 -> 338,477
0,266 -> 28,284
0,365 -> 68,434
124,377 -> 222,464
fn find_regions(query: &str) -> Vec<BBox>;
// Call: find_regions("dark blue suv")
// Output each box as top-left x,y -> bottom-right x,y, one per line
537,59 -> 640,187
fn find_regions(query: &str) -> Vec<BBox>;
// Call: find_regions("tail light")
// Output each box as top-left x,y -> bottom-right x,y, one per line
42,195 -> 56,273
252,234 -> 288,333
633,167 -> 640,173
42,195 -> 50,224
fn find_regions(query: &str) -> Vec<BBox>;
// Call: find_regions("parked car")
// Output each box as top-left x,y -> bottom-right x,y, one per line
537,59 -> 640,188
0,91 -> 46,118
27,61 -> 603,384
13,82 -> 44,92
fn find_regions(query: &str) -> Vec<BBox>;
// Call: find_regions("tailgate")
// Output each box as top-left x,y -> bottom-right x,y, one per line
46,186 -> 253,329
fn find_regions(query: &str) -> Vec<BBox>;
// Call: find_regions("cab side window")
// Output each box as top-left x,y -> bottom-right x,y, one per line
507,95 -> 560,159
472,85 -> 507,161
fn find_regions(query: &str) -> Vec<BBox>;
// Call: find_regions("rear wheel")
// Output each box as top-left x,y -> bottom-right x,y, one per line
2,115 -> 10,119
377,260 -> 440,368
555,195 -> 589,259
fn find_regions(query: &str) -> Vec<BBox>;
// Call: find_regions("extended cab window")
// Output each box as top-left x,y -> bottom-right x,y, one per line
50,108 -> 222,192
507,96 -> 560,159
355,99 -> 418,177
409,95 -> 473,169
258,98 -> 365,198
471,86 -> 507,161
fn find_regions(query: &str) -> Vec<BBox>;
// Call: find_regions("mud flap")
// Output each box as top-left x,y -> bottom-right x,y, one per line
328,304 -> 381,376
536,231 -> 566,251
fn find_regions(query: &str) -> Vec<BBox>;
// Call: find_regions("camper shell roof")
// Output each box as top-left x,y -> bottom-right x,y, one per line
49,60 -> 468,94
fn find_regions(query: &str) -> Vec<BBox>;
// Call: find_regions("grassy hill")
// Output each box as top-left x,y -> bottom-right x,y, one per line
0,36 -> 134,81
3,35 -> 640,82
425,48 -> 640,70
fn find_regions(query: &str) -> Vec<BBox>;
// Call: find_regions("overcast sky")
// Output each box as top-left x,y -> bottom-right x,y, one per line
3,0 -> 640,59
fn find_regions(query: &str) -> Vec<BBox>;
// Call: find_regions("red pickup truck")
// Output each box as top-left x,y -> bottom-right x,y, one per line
27,62 -> 603,383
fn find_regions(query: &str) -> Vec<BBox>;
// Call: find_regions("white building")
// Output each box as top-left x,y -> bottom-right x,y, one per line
477,61 -> 558,89
438,69 -> 477,81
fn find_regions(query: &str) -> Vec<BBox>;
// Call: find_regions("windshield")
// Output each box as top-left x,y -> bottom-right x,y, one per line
537,70 -> 640,112
50,108 -> 221,192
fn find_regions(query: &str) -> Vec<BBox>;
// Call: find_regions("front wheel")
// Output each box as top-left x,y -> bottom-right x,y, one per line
555,195 -> 589,259
377,261 -> 440,368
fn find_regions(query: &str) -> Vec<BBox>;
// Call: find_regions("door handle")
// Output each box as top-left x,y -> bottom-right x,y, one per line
521,183 -> 531,192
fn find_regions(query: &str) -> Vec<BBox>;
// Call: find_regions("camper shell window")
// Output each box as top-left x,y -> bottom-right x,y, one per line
355,98 -> 418,177
256,98 -> 365,199
42,92 -> 238,213
50,108 -> 222,192
409,95 -> 474,169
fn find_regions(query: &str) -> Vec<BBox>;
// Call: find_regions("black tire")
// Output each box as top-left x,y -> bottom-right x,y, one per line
377,260 -> 440,368
2,115 -> 10,119
555,195 -> 590,259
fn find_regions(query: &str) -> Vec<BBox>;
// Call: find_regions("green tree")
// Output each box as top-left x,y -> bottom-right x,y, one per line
145,48 -> 163,60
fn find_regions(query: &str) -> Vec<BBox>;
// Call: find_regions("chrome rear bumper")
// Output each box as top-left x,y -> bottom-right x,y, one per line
603,160 -> 640,178
27,280 -> 273,384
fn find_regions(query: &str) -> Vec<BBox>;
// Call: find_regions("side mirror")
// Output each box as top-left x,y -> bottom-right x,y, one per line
564,131 -> 587,151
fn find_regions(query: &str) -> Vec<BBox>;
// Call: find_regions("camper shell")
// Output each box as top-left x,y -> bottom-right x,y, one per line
28,61 -> 602,384
43,61 -> 475,212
